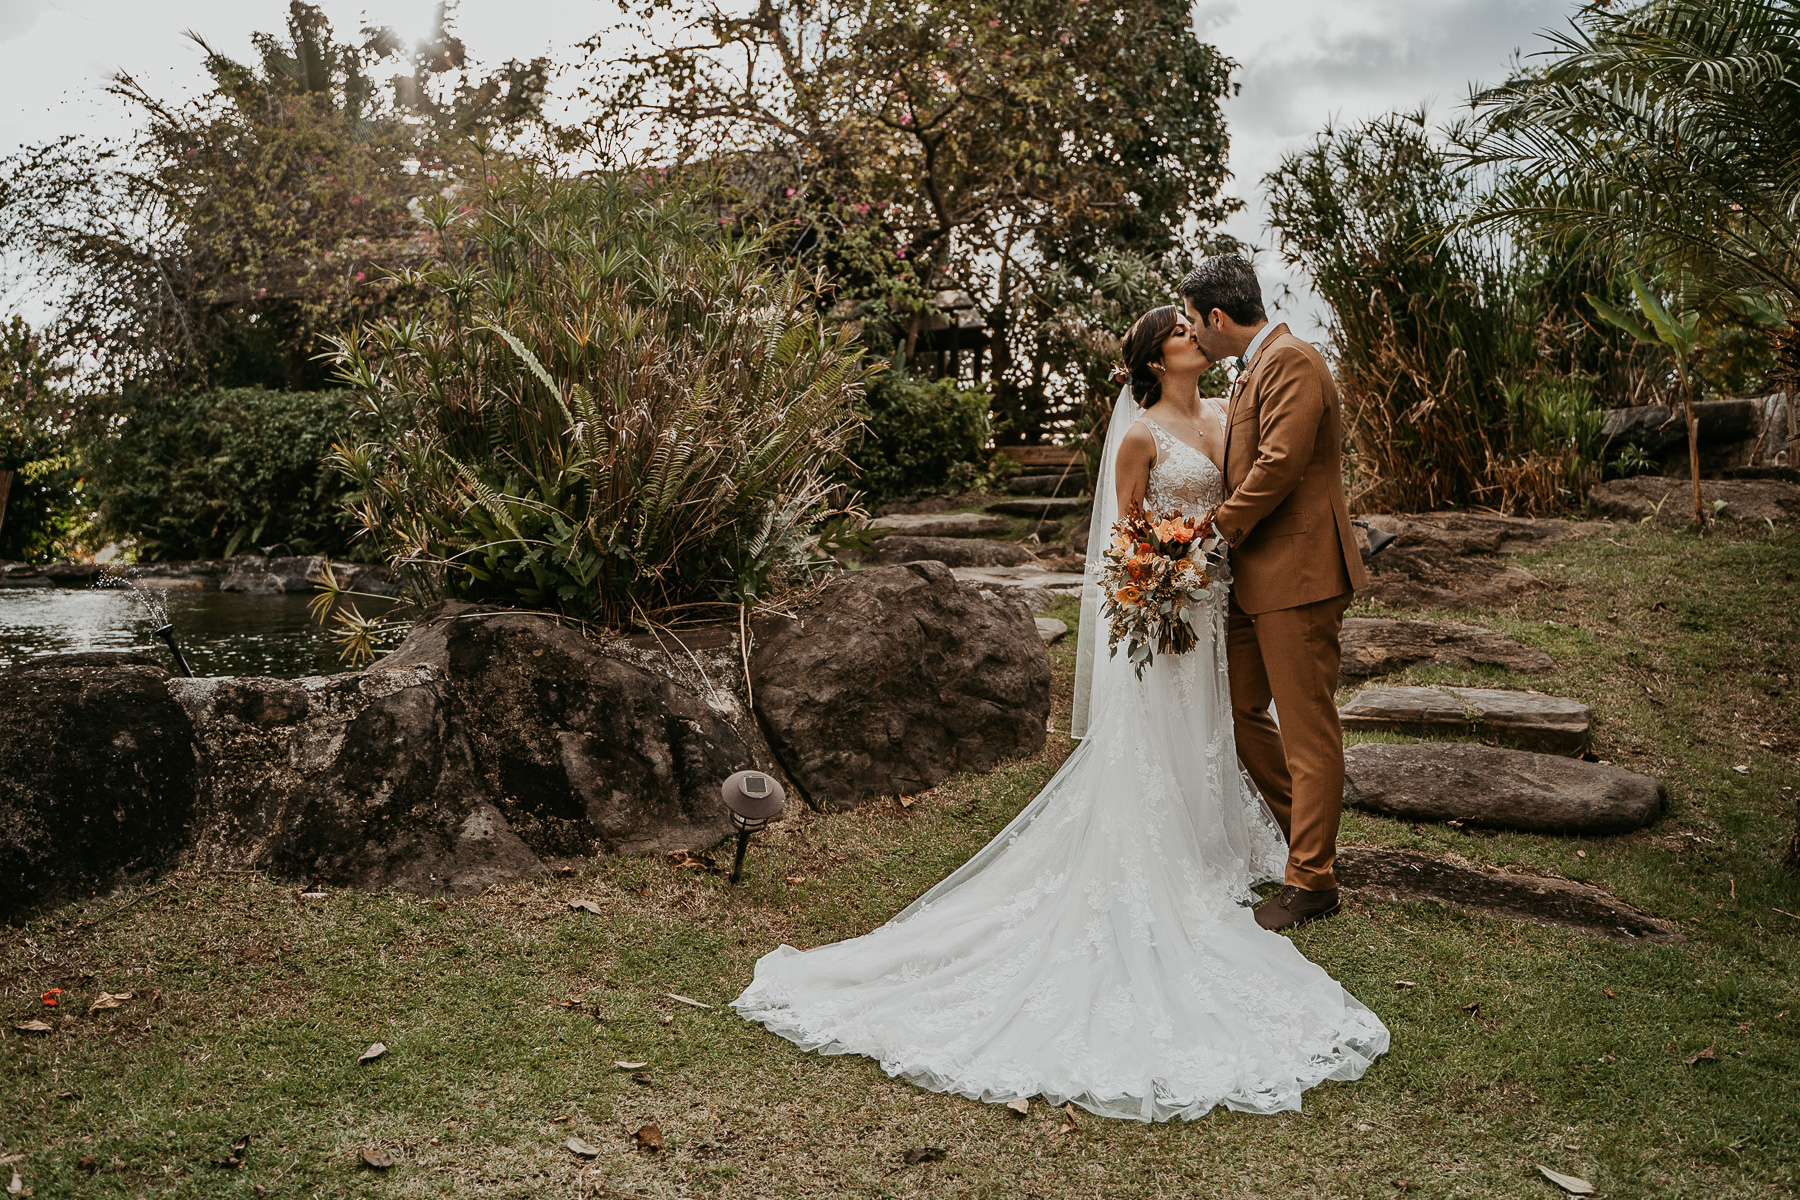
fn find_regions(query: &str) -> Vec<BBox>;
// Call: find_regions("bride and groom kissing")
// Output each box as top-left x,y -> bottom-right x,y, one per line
733,254 -> 1389,1122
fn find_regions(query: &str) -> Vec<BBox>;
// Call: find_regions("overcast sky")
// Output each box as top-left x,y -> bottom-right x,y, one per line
0,0 -> 1585,336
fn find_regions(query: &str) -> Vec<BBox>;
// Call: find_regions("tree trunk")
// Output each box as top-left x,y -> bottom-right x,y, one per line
1683,383 -> 1703,528
0,469 -> 13,546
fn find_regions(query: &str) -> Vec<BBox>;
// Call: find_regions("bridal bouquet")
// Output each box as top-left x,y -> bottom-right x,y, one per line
1100,505 -> 1229,677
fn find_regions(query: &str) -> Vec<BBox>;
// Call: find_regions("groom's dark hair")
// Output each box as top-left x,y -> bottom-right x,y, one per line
1178,255 -> 1267,328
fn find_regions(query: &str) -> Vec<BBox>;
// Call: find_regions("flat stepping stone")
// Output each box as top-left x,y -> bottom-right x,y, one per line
987,496 -> 1089,518
1344,742 -> 1663,834
1034,617 -> 1069,644
953,566 -> 1084,615
871,536 -> 1036,569
871,513 -> 1013,539
1340,618 -> 1553,682
1337,845 -> 1678,943
1361,512 -> 1607,556
1588,476 -> 1800,524
1004,473 -> 1088,497
1341,685 -> 1590,754
1360,549 -> 1544,610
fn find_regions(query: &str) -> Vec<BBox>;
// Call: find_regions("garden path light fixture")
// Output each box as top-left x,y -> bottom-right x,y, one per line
1350,519 -> 1398,557
721,769 -> 786,884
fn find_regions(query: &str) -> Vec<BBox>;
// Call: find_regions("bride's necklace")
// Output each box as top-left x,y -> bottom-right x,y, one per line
1156,395 -> 1212,447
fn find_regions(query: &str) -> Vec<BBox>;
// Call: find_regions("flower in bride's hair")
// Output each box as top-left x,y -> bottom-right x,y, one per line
1109,365 -> 1130,385
1113,585 -> 1143,607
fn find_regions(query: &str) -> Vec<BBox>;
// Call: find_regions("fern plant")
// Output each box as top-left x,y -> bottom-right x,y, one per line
325,161 -> 869,636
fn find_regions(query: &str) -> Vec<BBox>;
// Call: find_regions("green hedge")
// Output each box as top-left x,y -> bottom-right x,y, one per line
848,370 -> 991,503
87,387 -> 358,561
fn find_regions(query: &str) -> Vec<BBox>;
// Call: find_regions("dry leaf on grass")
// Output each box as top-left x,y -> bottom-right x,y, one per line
554,998 -> 582,1009
785,874 -> 806,884
898,795 -> 916,809
568,899 -> 602,914
1460,1002 -> 1481,1016
633,1125 -> 663,1152
1005,1097 -> 1030,1115
1057,1103 -> 1079,1134
631,1072 -> 653,1086
358,1148 -> 393,1170
39,989 -> 63,1007
1536,1164 -> 1596,1195
666,850 -> 716,872
12,1020 -> 52,1035
566,1137 -> 600,1158
87,992 -> 132,1014
903,1147 -> 946,1165
358,1042 -> 388,1064
613,1061 -> 648,1070
664,993 -> 712,1009
211,1135 -> 251,1170
1393,980 -> 1417,989
6,1169 -> 26,1197
658,1014 -> 674,1025
1683,1046 -> 1718,1065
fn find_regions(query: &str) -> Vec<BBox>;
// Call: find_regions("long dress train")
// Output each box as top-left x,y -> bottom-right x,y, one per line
733,416 -> 1390,1121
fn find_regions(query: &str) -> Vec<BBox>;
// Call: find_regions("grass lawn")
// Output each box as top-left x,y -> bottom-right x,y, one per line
3,521 -> 1797,1198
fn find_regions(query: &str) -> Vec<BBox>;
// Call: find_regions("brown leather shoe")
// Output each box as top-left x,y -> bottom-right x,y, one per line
1254,885 -> 1342,932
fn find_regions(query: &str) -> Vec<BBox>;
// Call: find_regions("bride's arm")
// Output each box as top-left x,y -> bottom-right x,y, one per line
1113,423 -> 1156,517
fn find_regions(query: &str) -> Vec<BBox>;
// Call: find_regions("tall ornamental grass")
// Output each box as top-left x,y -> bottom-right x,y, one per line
1266,113 -> 1626,516
328,164 -> 869,627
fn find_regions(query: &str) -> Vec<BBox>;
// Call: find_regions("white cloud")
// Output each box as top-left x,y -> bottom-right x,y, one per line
1199,0 -> 1581,337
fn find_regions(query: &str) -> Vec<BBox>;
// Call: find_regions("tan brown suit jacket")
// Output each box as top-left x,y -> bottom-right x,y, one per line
1213,324 -> 1367,614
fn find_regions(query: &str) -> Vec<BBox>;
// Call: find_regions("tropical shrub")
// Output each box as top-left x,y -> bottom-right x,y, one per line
0,316 -> 88,562
1265,111 -> 1653,515
85,387 -> 358,560
848,371 -> 991,503
328,163 -> 868,627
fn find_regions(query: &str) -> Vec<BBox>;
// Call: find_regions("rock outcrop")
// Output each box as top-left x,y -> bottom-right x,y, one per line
751,562 -> 1051,809
1344,742 -> 1664,833
0,654 -> 199,919
1339,617 -> 1553,681
1340,685 -> 1591,754
176,607 -> 764,893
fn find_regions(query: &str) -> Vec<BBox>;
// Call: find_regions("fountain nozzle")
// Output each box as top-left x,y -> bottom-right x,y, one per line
154,624 -> 195,678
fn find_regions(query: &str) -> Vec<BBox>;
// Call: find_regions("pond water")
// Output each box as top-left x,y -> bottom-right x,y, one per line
0,586 -> 401,678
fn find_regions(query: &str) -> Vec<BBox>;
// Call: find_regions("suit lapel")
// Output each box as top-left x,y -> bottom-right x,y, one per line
1222,323 -> 1289,471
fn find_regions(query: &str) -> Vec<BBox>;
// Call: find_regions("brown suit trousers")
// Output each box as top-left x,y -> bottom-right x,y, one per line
1215,324 -> 1361,891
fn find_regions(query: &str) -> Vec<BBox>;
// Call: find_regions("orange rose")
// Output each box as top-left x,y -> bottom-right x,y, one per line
1113,585 -> 1143,606
1154,518 -> 1194,544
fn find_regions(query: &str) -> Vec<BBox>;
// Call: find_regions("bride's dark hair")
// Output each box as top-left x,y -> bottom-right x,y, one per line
1120,305 -> 1180,408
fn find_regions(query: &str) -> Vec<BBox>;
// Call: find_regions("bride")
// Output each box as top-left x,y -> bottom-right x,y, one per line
732,305 -> 1389,1121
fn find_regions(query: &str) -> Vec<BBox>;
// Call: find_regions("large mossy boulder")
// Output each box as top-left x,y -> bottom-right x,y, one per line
0,654 -> 199,920
751,561 -> 1051,809
177,606 -> 755,893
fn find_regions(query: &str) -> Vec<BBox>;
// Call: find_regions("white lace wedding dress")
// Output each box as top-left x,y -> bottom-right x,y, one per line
733,402 -> 1390,1122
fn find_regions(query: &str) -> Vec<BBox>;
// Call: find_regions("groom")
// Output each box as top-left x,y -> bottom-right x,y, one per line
1180,256 -> 1368,932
